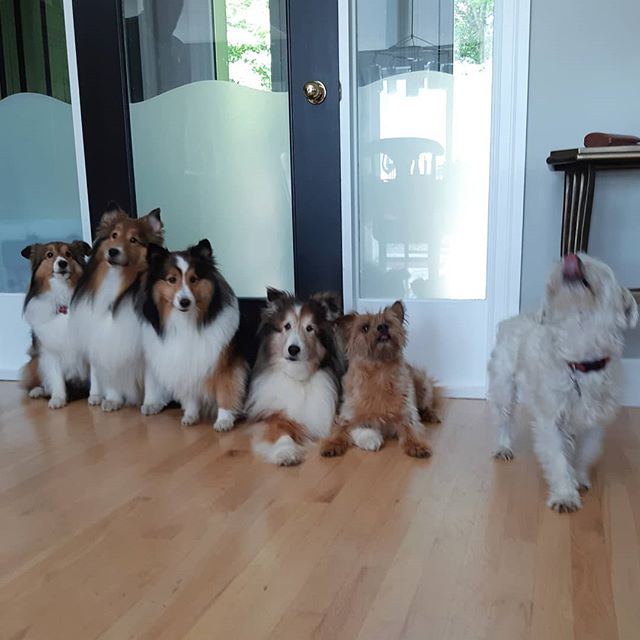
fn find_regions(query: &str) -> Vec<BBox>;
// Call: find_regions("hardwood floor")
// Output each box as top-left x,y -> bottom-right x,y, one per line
1,382 -> 640,640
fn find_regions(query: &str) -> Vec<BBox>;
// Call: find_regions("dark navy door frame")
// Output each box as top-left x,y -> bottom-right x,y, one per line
72,0 -> 343,304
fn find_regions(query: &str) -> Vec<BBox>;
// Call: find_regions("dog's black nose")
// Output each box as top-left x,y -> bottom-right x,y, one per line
108,248 -> 120,257
58,260 -> 68,269
377,323 -> 389,334
288,344 -> 301,356
179,298 -> 191,309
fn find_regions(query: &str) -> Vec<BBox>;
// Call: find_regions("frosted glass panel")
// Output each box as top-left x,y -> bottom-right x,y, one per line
355,0 -> 493,300
0,0 -> 83,294
129,81 -> 292,296
124,0 -> 293,296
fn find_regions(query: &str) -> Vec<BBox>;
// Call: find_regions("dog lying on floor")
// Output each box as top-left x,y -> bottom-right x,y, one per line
488,253 -> 638,512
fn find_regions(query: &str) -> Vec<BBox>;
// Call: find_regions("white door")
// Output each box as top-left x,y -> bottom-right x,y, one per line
340,0 -> 529,396
0,0 -> 90,379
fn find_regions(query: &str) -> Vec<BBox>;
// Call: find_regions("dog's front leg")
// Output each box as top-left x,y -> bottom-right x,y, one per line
40,352 -> 67,409
574,427 -> 604,492
533,417 -> 581,512
141,367 -> 168,416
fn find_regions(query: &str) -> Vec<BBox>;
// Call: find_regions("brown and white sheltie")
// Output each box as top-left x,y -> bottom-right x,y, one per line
321,301 -> 442,458
245,288 -> 343,466
20,240 -> 91,408
138,240 -> 247,430
70,203 -> 164,411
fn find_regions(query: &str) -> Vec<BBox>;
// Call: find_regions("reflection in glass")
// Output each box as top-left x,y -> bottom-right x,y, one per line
356,0 -> 493,300
123,0 -> 293,297
0,0 -> 83,293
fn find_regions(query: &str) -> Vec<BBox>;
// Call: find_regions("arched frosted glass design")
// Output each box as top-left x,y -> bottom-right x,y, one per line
124,0 -> 293,296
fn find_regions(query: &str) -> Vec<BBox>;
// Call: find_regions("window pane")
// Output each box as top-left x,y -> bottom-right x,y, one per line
355,0 -> 493,300
0,0 -> 83,293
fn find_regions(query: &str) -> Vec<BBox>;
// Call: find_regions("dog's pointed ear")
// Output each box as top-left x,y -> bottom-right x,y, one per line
337,312 -> 357,336
619,287 -> 639,329
389,300 -> 406,324
98,202 -> 125,235
310,291 -> 342,322
71,240 -> 92,257
190,239 -> 213,262
266,287 -> 288,304
139,208 -> 164,243
146,242 -> 168,267
21,244 -> 35,260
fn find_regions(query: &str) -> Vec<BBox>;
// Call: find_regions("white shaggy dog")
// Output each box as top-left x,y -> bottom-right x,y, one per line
488,253 -> 638,512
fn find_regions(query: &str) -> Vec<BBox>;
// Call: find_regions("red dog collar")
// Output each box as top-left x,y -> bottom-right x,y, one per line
56,305 -> 68,315
568,357 -> 610,373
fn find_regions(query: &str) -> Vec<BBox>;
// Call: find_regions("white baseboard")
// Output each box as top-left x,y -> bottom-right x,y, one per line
0,369 -> 20,382
622,359 -> 640,407
445,386 -> 486,400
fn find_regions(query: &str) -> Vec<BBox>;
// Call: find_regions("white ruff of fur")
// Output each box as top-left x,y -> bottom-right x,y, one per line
24,276 -> 88,403
247,364 -> 338,442
142,299 -> 239,410
70,267 -> 143,407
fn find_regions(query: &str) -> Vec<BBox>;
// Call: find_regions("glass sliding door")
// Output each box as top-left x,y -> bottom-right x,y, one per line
0,0 -> 88,377
122,0 -> 294,296
351,0 -> 497,394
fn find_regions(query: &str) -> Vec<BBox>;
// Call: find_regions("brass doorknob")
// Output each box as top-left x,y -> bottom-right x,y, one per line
303,80 -> 327,105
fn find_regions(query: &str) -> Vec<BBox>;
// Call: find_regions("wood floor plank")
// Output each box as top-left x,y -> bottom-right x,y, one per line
1,384 -> 639,639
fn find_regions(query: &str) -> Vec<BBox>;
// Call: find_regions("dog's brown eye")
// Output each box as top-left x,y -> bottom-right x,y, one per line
284,322 -> 291,331
129,237 -> 138,244
111,232 -> 118,239
189,275 -> 198,284
46,251 -> 54,259
167,276 -> 177,284
362,324 -> 369,333
306,324 -> 314,332
65,251 -> 71,258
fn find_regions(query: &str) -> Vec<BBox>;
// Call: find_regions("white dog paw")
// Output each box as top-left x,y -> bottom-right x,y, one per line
48,396 -> 67,410
28,386 -> 46,399
141,403 -> 164,416
181,413 -> 199,427
548,491 -> 582,513
272,440 -> 305,466
494,447 -> 514,461
351,427 -> 383,452
88,394 -> 103,406
101,398 -> 123,412
213,415 -> 236,432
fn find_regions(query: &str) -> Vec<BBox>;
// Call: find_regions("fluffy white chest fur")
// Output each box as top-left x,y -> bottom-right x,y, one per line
142,302 -> 239,401
24,278 -> 85,380
248,366 -> 338,439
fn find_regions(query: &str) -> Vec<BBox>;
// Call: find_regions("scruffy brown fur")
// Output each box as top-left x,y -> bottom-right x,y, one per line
20,240 -> 90,394
321,301 -> 442,458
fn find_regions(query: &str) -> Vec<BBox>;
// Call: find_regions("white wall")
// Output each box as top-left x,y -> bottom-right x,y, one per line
521,0 -> 640,355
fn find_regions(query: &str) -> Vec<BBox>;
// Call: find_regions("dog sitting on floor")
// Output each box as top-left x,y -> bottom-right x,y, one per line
320,301 -> 442,459
488,253 -> 638,513
70,203 -> 164,411
245,288 -> 343,466
138,240 -> 247,431
20,240 -> 91,408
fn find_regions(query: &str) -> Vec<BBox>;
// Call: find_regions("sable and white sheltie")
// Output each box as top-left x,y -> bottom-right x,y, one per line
20,240 -> 91,407
138,239 -> 247,431
246,288 -> 343,466
321,301 -> 442,459
70,203 -> 164,411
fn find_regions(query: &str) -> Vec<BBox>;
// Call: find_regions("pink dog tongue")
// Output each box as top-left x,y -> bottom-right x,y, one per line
562,253 -> 583,280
